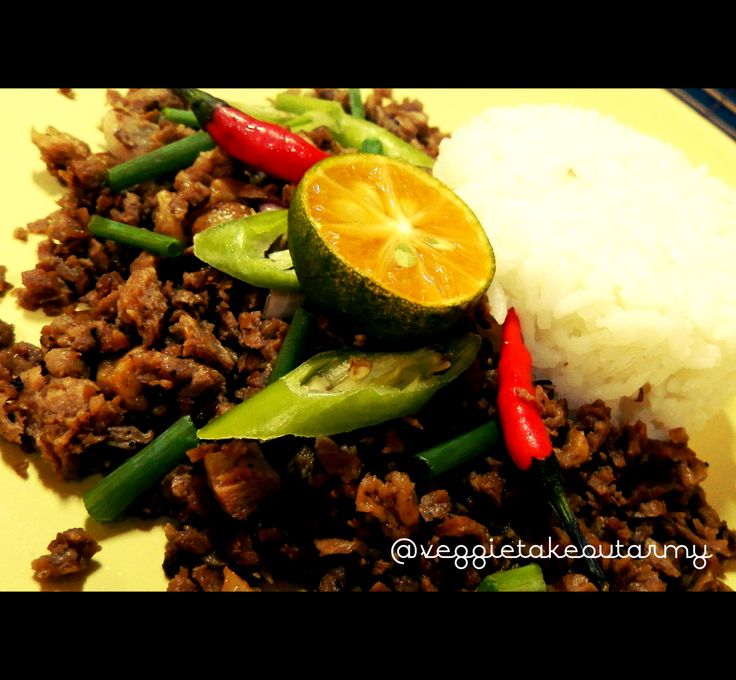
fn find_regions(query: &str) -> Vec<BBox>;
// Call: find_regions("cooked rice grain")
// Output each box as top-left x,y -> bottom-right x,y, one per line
434,105 -> 736,436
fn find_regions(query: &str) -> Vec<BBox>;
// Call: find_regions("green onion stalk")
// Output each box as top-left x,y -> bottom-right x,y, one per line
88,215 -> 185,257
106,131 -> 215,192
84,416 -> 200,522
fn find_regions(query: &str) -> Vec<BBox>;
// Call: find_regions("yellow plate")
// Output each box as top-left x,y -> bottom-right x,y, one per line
1,89 -> 734,591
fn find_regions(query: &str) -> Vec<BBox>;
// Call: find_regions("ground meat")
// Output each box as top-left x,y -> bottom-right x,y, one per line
226,531 -> 261,567
96,347 -> 226,412
154,189 -> 188,241
236,311 -> 288,359
44,348 -> 87,378
315,436 -> 362,483
109,191 -> 143,226
0,319 -> 14,347
356,472 -> 420,539
0,342 -> 43,443
418,489 -> 452,522
17,265 -> 74,316
106,425 -> 154,450
556,427 -> 591,469
161,464 -> 214,520
221,567 -> 257,592
549,573 -> 597,592
319,566 -> 347,592
107,88 -> 185,115
116,253 -> 168,348
169,310 -> 236,373
167,567 -> 198,592
21,374 -> 124,476
13,227 -> 28,241
363,89 -> 447,158
31,127 -> 91,182
191,201 -> 253,235
0,266 -> 13,297
164,522 -> 212,556
434,515 -> 493,552
173,148 -> 235,207
31,528 -> 101,580
198,440 -> 281,520
577,400 -> 614,452
468,470 -> 504,506
314,538 -> 368,557
40,311 -> 129,354
191,565 -> 224,592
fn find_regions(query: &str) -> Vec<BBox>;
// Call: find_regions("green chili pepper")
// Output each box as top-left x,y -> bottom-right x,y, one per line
476,564 -> 547,592
273,93 -> 434,168
197,333 -> 481,441
193,210 -> 301,291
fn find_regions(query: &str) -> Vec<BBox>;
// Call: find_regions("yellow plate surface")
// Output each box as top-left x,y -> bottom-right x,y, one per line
1,88 -> 734,591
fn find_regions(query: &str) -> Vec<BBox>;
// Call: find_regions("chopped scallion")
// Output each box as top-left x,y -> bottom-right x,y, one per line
106,130 -> 215,192
161,107 -> 200,128
84,416 -> 200,522
267,306 -> 315,385
412,420 -> 500,479
360,138 -> 384,154
88,215 -> 185,258
348,88 -> 365,119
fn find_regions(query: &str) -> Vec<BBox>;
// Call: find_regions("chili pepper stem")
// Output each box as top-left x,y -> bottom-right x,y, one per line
531,456 -> 609,591
173,88 -> 226,124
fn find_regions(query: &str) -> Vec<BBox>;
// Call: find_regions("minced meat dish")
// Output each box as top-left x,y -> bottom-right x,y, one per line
31,527 -> 101,580
3,89 -> 735,591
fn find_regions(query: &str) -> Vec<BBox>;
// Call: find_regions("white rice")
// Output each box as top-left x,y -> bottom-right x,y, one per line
434,104 -> 736,437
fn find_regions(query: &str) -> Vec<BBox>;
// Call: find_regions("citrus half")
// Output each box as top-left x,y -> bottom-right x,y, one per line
288,153 -> 495,340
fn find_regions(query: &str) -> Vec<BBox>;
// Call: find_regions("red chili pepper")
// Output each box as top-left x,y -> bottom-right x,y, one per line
497,307 -> 552,470
497,306 -> 607,589
174,88 -> 329,184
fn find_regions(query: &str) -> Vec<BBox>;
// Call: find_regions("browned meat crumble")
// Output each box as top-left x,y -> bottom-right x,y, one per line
0,266 -> 13,297
31,527 -> 101,580
2,88 -> 734,591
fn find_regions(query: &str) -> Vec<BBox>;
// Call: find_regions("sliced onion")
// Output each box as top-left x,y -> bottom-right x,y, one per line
259,202 -> 284,213
102,109 -> 160,161
263,289 -> 305,320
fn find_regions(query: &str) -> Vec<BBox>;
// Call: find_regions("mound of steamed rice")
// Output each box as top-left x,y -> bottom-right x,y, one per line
434,104 -> 736,437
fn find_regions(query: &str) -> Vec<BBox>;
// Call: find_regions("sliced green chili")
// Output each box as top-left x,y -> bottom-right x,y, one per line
274,93 -> 434,168
107,130 -> 216,192
348,88 -> 365,119
193,210 -> 301,291
230,102 -> 308,125
198,333 -> 481,441
162,104 -> 308,129
84,416 -> 200,522
275,93 -> 343,116
88,215 -> 185,257
267,306 -> 315,385
477,564 -> 547,592
412,420 -> 500,479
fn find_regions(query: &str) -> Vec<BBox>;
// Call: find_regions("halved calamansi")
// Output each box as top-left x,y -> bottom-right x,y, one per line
288,153 -> 495,340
